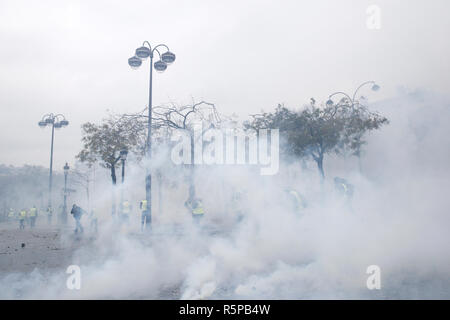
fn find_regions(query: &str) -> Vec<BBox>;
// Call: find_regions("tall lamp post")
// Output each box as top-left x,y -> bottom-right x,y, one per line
120,149 -> 128,184
119,149 -> 128,213
38,114 -> 69,212
326,81 -> 380,172
128,41 -> 176,230
62,162 -> 70,224
326,81 -> 380,108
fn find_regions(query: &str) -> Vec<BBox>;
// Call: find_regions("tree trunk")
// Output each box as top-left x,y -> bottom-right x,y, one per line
111,166 -> 117,216
86,186 -> 90,213
188,134 -> 196,202
358,154 -> 362,174
316,153 -> 325,182
355,142 -> 363,175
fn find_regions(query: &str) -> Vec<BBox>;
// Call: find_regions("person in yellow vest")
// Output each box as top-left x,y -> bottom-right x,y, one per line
46,205 -> 53,225
286,189 -> 307,214
139,199 -> 149,231
28,206 -> 38,228
334,177 -> 354,212
121,200 -> 131,223
334,177 -> 354,199
19,209 -> 27,229
8,208 -> 15,222
185,198 -> 204,223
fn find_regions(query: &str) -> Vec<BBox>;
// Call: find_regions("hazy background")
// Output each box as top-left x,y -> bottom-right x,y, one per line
1,88 -> 450,299
1,0 -> 450,169
1,1 -> 450,298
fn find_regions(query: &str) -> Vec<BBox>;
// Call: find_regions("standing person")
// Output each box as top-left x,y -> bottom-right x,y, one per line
185,197 -> 204,223
46,205 -> 53,225
334,177 -> 354,212
192,199 -> 205,223
139,199 -> 149,231
70,204 -> 85,234
18,209 -> 27,229
28,206 -> 38,228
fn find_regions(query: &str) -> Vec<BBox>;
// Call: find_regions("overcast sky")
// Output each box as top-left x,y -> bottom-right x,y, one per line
1,0 -> 449,169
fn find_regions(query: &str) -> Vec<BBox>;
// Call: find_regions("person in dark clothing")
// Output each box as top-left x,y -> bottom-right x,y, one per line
70,204 -> 85,234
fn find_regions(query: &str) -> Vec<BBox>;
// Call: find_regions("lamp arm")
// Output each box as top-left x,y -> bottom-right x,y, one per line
352,81 -> 375,102
153,44 -> 169,52
329,92 -> 353,104
142,41 -> 152,51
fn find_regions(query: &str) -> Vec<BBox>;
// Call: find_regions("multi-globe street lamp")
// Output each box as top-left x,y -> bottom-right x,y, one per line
326,81 -> 381,173
38,113 -> 69,212
128,41 -> 176,230
326,81 -> 380,107
62,162 -> 70,224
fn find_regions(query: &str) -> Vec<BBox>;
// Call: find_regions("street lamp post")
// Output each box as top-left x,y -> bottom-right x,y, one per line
326,81 -> 380,108
119,149 -> 128,214
62,162 -> 70,224
128,41 -> 176,230
326,81 -> 380,173
38,114 -> 69,214
120,149 -> 128,184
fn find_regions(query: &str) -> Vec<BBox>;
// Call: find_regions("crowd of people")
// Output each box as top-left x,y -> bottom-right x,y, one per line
1,176 -> 355,235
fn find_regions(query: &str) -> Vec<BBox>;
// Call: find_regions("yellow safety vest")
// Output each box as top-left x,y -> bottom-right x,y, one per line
8,210 -> 14,217
140,200 -> 147,211
19,210 -> 27,219
289,190 -> 304,208
29,207 -> 37,217
192,202 -> 204,215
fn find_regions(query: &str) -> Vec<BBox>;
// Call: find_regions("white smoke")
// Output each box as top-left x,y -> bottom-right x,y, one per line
1,88 -> 450,299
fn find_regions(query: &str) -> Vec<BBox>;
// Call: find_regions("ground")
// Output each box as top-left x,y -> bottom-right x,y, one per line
0,220 -> 87,274
0,218 -> 185,299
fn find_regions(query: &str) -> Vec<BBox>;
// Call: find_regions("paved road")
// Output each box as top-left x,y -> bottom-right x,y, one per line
0,221 -> 88,274
0,220 -> 201,299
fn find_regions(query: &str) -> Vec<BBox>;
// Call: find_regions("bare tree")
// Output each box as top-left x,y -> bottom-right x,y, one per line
120,100 -> 222,205
70,162 -> 95,211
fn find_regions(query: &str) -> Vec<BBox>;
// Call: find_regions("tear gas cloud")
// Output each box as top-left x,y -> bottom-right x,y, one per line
1,89 -> 450,299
